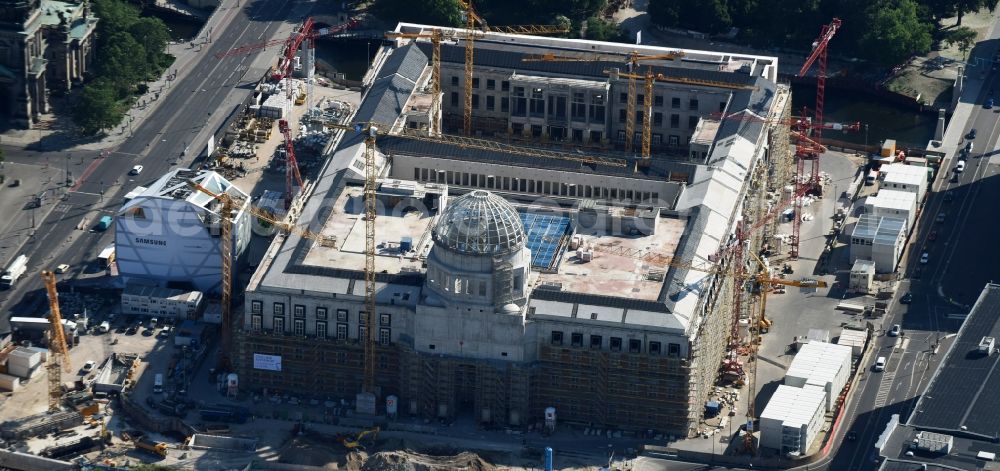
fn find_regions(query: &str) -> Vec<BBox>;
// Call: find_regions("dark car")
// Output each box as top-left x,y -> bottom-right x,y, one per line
126,324 -> 139,335
944,192 -> 954,202
967,128 -> 978,140
928,230 -> 938,241
901,292 -> 913,304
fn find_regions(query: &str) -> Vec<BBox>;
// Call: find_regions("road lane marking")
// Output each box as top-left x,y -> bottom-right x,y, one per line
874,371 -> 896,408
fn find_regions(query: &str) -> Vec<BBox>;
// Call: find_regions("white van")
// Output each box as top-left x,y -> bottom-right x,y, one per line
866,170 -> 879,185
153,374 -> 164,394
874,356 -> 887,372
98,321 -> 110,334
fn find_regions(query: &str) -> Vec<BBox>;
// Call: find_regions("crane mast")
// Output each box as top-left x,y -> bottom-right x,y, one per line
41,270 -> 71,412
362,126 -> 378,395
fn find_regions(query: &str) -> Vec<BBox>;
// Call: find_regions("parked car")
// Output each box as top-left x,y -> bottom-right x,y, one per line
920,252 -> 929,264
967,128 -> 978,140
901,292 -> 913,304
129,165 -> 144,175
889,324 -> 903,337
81,360 -> 96,374
55,264 -> 70,274
986,98 -> 994,109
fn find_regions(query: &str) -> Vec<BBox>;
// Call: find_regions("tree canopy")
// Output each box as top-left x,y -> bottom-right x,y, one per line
647,0 -> 992,66
859,0 -> 933,65
72,0 -> 172,135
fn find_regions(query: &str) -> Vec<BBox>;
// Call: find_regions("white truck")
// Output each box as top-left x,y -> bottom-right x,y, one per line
1,254 -> 29,288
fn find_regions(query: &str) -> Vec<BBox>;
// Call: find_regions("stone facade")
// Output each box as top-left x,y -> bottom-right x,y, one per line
0,0 -> 97,128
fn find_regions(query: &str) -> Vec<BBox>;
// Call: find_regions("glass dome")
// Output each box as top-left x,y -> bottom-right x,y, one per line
432,190 -> 526,256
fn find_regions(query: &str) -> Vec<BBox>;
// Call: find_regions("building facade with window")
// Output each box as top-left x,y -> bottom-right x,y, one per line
0,0 -> 98,128
236,25 -> 789,438
115,169 -> 251,294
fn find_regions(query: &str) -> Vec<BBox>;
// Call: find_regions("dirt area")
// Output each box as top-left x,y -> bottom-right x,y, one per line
361,450 -> 497,471
270,432 -> 501,471
886,8 -> 999,108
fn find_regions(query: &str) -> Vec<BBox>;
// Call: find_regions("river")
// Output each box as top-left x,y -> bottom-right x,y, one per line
791,83 -> 938,150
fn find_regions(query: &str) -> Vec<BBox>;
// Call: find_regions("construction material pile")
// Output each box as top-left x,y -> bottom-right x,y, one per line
361,450 -> 496,471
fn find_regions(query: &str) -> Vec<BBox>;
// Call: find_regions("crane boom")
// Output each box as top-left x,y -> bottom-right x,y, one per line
214,18 -> 359,60
41,270 -> 70,412
324,122 -> 627,167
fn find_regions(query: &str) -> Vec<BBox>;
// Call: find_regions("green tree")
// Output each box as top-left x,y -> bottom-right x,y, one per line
91,0 -> 140,34
96,32 -> 147,95
129,17 -> 171,70
647,0 -> 682,28
372,0 -> 463,27
859,0 -> 933,65
944,25 -> 978,58
585,16 -> 626,41
648,0 -> 731,34
72,82 -> 121,135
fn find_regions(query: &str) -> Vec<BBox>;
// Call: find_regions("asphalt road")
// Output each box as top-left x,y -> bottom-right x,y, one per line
823,61 -> 1000,471
0,0 -> 300,332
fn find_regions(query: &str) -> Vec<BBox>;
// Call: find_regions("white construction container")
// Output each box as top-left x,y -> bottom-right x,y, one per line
785,341 -> 853,410
8,347 -> 42,369
0,373 -> 20,391
758,384 -> 827,454
837,329 -> 866,357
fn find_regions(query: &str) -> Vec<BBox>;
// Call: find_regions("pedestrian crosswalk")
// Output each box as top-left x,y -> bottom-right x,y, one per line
874,371 -> 896,408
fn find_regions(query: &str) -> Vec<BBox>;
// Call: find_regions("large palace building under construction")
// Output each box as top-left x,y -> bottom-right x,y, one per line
235,23 -> 793,437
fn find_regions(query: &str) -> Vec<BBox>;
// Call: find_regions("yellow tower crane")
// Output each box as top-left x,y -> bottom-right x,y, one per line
385,30 -> 444,136
457,0 -> 569,135
41,270 -> 71,412
185,181 -> 243,371
522,50 -> 685,157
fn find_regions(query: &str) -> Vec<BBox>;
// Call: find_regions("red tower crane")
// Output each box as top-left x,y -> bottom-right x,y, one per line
793,17 -> 841,259
214,18 -> 359,63
278,119 -> 304,209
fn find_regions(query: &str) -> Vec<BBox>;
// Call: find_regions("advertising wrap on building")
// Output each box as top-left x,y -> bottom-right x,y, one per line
252,354 -> 282,372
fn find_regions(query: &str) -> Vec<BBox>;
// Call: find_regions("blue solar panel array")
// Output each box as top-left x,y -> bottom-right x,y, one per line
520,213 -> 571,269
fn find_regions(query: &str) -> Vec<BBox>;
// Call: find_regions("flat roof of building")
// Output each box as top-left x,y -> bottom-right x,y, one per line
854,214 -> 906,244
881,163 -> 927,187
909,283 -> 1000,438
533,220 -> 686,301
759,384 -> 827,427
123,282 -> 203,303
870,189 -> 917,212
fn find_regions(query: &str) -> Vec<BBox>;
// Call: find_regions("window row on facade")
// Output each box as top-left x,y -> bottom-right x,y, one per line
249,313 -> 392,345
549,330 -> 682,356
412,167 -> 659,202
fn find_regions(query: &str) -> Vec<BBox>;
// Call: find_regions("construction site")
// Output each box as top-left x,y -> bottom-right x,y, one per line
0,4 -> 876,469
236,9 -> 816,445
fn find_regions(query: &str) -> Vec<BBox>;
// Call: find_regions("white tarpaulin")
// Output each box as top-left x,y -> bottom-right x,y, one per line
253,353 -> 282,372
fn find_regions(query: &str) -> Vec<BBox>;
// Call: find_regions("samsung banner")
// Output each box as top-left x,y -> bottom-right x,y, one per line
253,353 -> 282,372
